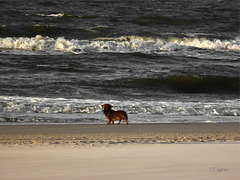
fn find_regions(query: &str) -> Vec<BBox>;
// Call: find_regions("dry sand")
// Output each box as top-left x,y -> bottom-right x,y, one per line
0,123 -> 239,180
0,144 -> 239,180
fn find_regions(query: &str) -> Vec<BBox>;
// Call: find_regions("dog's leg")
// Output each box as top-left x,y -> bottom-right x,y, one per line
107,117 -> 111,124
118,119 -> 121,125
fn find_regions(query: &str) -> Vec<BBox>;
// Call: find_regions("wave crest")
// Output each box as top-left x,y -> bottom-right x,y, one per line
0,35 -> 239,55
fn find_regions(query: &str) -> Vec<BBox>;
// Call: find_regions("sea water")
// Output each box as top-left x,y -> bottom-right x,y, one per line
0,0 -> 239,124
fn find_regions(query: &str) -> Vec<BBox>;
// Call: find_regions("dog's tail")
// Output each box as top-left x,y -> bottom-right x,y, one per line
125,112 -> 128,120
123,112 -> 128,124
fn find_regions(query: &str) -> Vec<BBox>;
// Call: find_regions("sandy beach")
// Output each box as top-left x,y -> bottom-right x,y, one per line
0,123 -> 239,180
0,123 -> 239,146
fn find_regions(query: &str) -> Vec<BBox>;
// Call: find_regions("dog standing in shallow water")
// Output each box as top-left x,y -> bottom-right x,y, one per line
101,104 -> 128,125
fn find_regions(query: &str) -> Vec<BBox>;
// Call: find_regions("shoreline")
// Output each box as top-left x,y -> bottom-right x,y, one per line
0,123 -> 239,147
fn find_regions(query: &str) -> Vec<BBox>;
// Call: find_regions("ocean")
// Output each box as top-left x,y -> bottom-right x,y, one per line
0,0 -> 239,124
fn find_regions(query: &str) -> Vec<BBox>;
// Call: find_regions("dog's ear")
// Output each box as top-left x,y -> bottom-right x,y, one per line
102,104 -> 112,110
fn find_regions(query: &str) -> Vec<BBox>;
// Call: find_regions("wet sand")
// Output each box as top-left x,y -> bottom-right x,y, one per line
0,123 -> 239,146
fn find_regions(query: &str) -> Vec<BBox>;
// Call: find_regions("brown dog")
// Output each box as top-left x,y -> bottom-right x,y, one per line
101,104 -> 128,125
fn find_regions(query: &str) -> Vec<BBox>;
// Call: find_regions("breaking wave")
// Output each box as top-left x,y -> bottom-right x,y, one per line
0,96 -> 239,117
0,35 -> 239,55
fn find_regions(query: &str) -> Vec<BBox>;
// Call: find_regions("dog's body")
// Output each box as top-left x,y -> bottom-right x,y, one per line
102,104 -> 128,125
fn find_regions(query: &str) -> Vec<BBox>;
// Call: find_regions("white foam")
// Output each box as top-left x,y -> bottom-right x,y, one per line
0,96 -> 239,117
37,13 -> 77,17
96,36 -> 240,51
0,35 -> 239,55
38,13 -> 65,17
204,120 -> 217,123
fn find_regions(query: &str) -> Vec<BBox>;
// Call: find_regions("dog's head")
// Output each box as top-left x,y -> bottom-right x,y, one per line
101,104 -> 112,111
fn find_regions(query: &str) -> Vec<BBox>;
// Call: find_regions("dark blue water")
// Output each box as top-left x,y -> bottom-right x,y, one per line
0,0 -> 239,124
